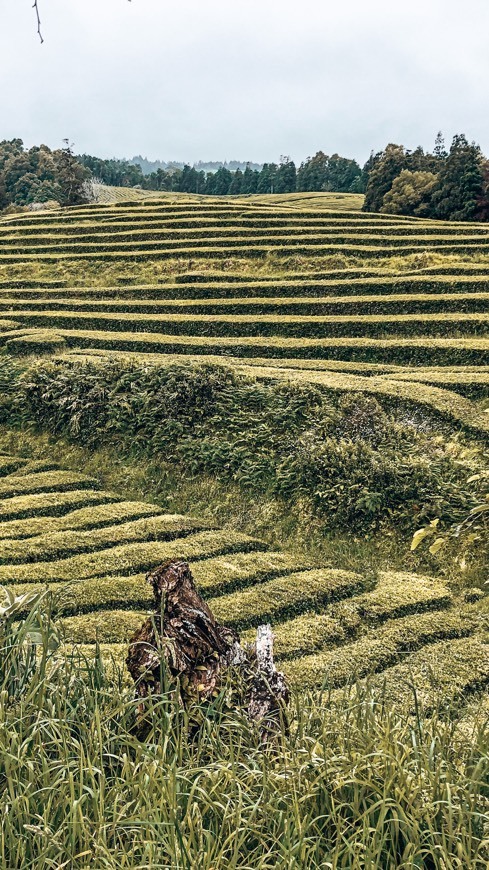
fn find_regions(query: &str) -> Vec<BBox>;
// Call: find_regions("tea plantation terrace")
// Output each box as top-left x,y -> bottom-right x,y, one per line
0,193 -> 487,432
1,452 -> 488,709
2,198 -> 489,262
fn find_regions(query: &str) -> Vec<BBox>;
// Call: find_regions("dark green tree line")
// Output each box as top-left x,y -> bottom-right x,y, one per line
0,139 -> 91,209
76,150 -> 362,197
363,133 -> 489,221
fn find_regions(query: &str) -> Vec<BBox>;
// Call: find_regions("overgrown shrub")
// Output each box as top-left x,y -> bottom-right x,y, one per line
0,356 -> 22,423
12,359 -> 478,532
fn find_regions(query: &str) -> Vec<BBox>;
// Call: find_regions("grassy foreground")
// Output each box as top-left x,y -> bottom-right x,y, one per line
2,597 -> 489,870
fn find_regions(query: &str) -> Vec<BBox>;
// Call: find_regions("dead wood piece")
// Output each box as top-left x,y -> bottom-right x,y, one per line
126,559 -> 244,703
248,624 -> 290,738
126,560 -> 289,738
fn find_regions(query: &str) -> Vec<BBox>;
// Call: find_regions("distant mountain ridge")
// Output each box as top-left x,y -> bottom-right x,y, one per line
131,155 -> 263,175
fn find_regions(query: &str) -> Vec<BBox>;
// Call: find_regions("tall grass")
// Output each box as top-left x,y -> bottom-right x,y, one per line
1,594 -> 488,868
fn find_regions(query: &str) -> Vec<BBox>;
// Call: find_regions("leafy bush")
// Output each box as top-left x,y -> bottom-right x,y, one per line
12,359 -> 478,532
411,461 -> 489,571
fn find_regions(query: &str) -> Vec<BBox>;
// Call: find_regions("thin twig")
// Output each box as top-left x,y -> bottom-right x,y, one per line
32,0 -> 132,43
33,0 -> 43,44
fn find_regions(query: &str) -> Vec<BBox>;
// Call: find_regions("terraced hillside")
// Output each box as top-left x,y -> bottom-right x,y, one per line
0,192 -> 488,434
1,452 -> 487,709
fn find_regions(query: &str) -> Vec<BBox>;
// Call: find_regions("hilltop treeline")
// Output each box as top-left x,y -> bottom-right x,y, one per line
3,134 -> 489,221
0,139 -> 91,210
363,134 -> 489,221
79,151 -> 364,196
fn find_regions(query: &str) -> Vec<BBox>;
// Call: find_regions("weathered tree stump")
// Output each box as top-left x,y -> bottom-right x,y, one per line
126,559 -> 289,737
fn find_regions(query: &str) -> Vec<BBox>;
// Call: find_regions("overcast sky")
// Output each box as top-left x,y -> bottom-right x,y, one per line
1,0 -> 488,166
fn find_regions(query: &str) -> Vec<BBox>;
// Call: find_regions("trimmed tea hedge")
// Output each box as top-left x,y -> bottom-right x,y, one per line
0,512 -> 213,564
0,469 -> 99,498
283,609 -> 480,689
0,489 -> 119,521
0,500 -> 163,539
210,569 -> 364,629
0,529 -> 266,584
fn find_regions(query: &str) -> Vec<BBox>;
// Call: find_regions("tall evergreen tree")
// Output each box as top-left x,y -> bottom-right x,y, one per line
229,168 -> 244,194
275,158 -> 296,193
297,151 -> 328,191
323,154 -> 361,191
212,165 -> 233,195
433,131 -> 448,162
257,163 -> 277,193
431,134 -> 485,221
55,141 -> 91,205
0,172 -> 7,209
241,164 -> 259,194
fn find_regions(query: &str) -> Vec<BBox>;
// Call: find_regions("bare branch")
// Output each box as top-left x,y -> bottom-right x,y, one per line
33,0 -> 43,44
32,2 -> 133,42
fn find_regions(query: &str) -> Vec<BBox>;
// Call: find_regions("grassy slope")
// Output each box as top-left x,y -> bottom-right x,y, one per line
0,439 -> 487,707
2,181 -> 489,870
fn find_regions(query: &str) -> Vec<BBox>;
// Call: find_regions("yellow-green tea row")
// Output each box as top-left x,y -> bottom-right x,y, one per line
244,365 -> 489,434
4,332 -> 67,354
6,327 -> 488,366
3,290 -> 488,317
3,241 -> 489,263
283,609 -> 480,689
0,529 -> 266,584
11,552 -> 318,616
0,456 -> 28,477
55,570 -> 364,642
191,549 -> 316,596
340,570 -> 452,622
383,369 -> 489,397
7,333 -> 485,431
52,347 -> 485,434
58,609 -> 144,644
63,635 -> 489,711
0,512 -> 213,564
363,636 -> 489,712
0,204 -> 426,227
0,500 -> 164,540
3,274 -> 489,301
8,309 -> 489,339
61,347 -> 489,377
5,460 -> 61,479
242,612 -> 348,660
0,200 -> 467,225
0,489 -> 119,521
5,226 -> 489,247
240,572 -> 451,659
238,570 -> 451,656
12,573 -> 150,614
209,569 -> 364,629
0,469 -> 98,499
